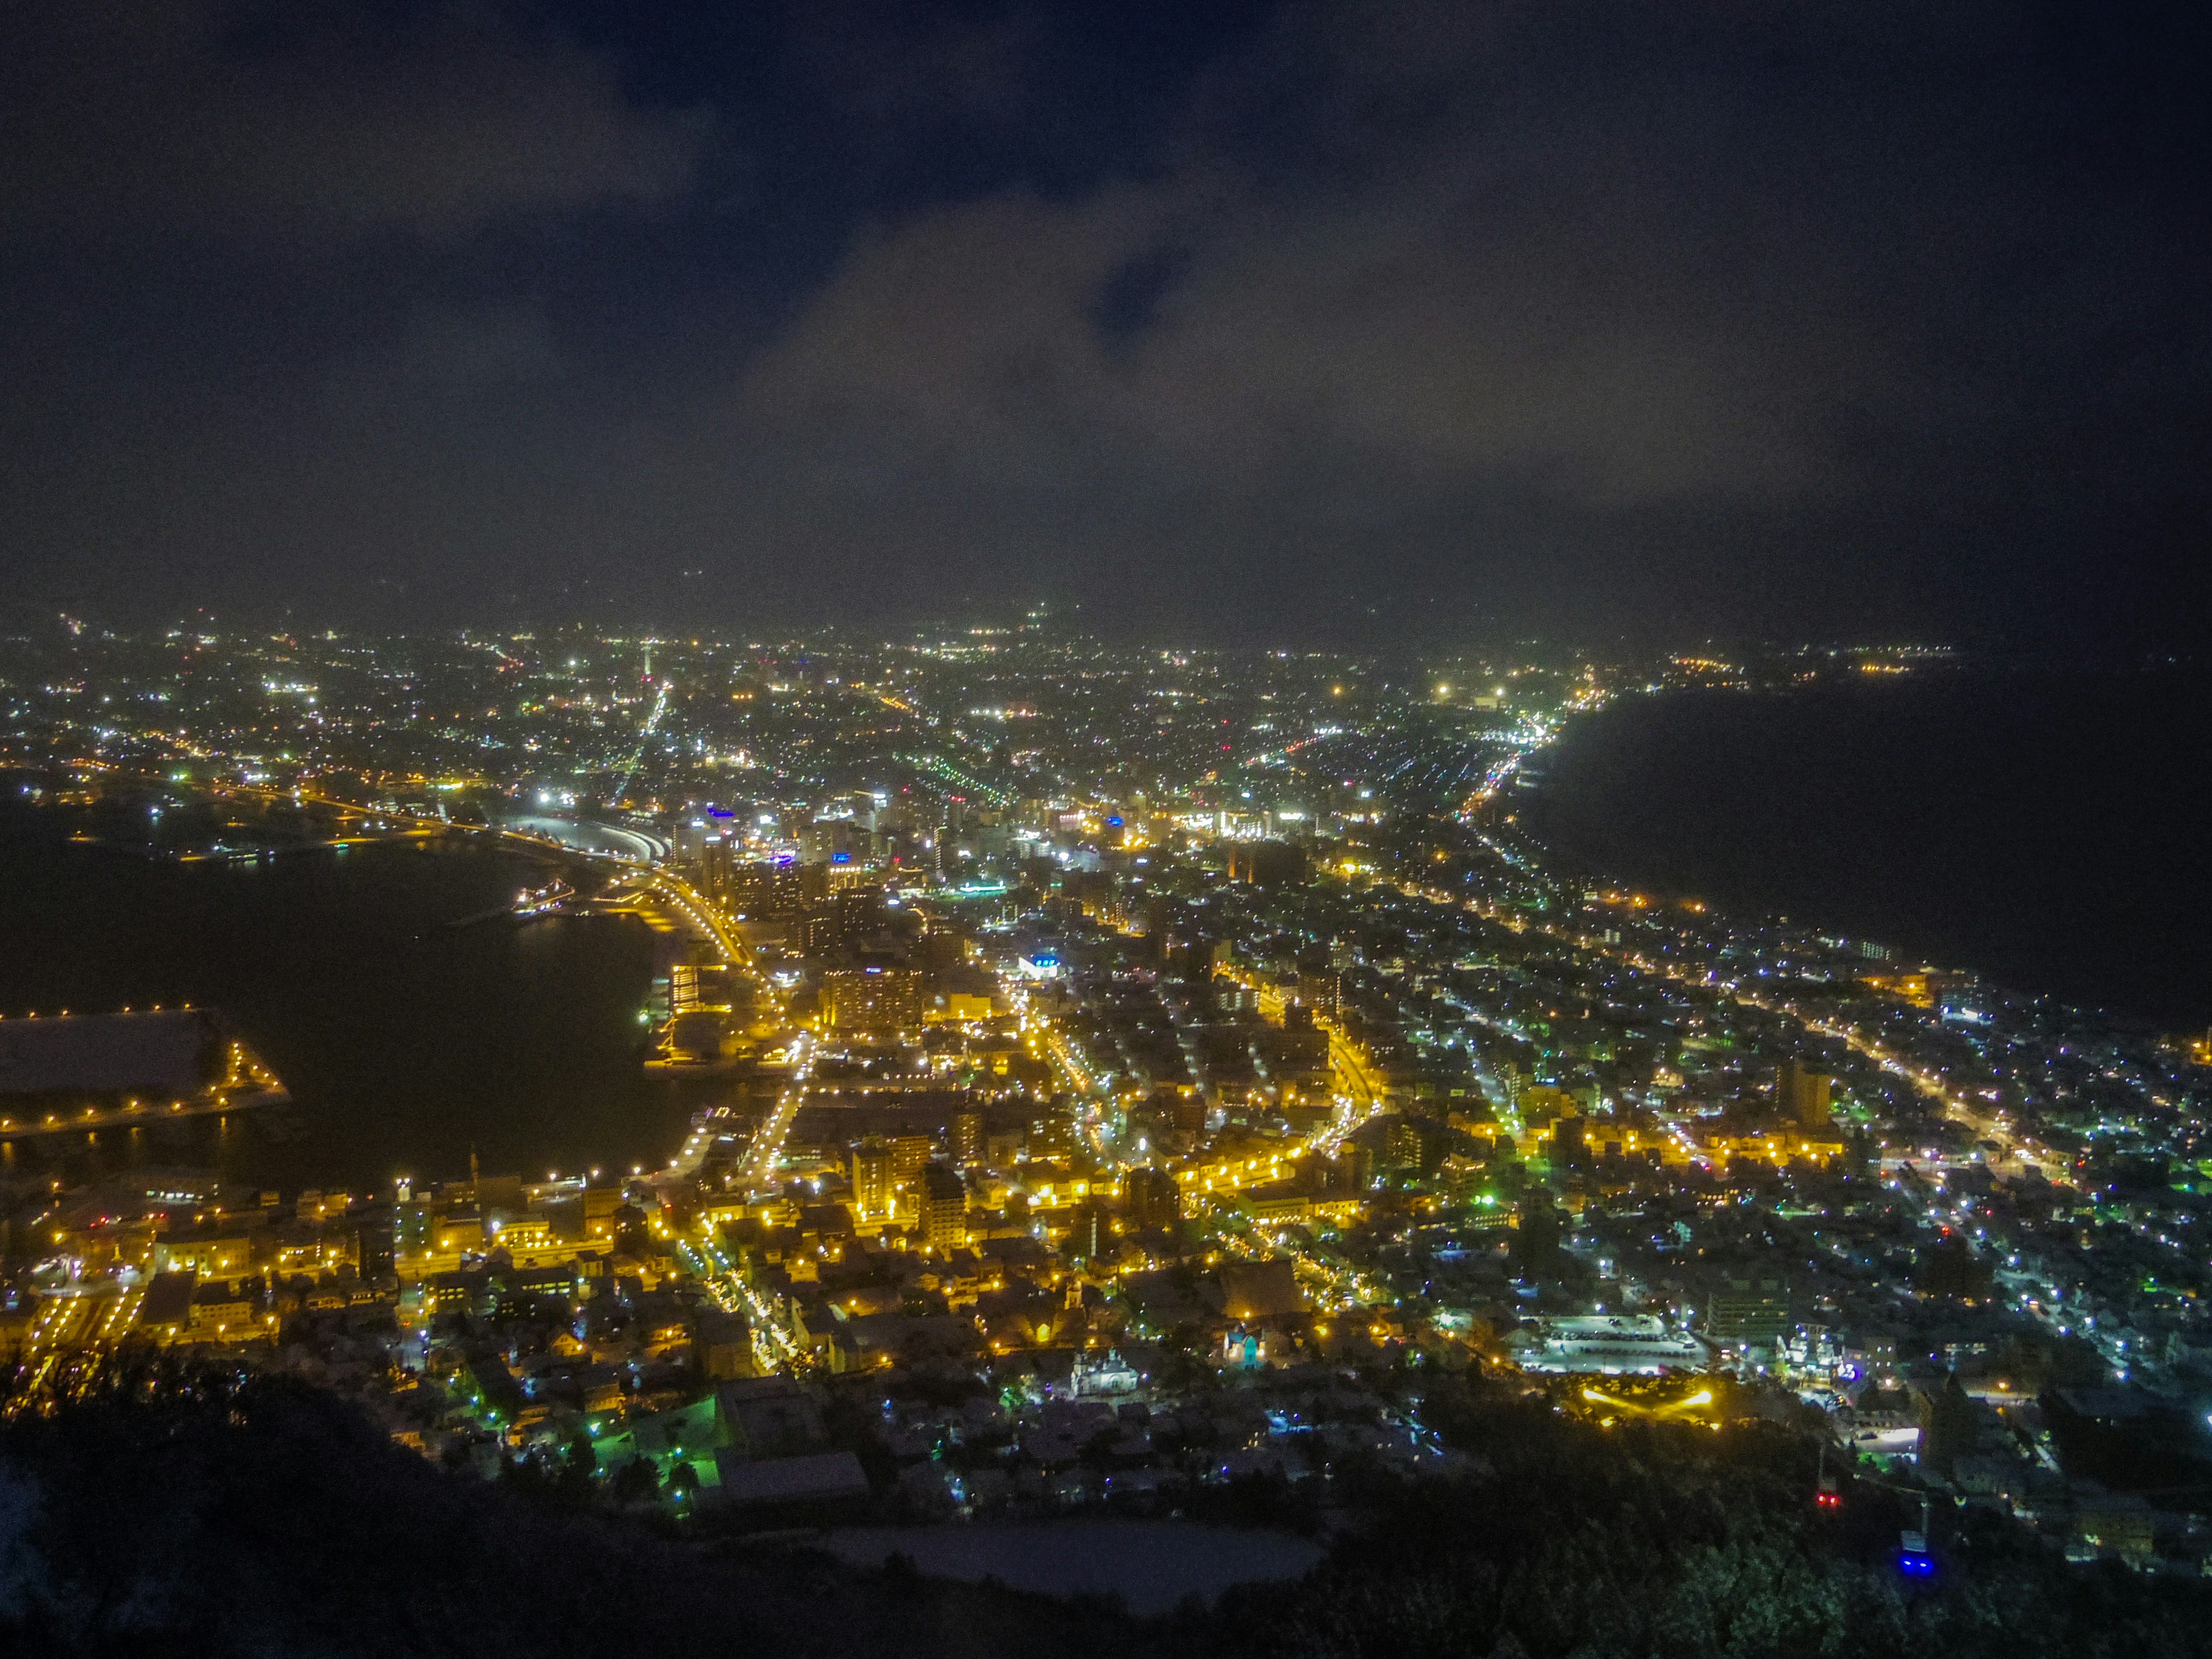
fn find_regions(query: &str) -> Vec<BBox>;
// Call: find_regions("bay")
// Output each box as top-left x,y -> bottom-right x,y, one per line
0,819 -> 696,1196
1520,668 -> 2212,1028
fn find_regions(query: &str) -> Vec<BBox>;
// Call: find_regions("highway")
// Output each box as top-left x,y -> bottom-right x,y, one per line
623,869 -> 747,964
497,813 -> 670,863
220,780 -> 673,869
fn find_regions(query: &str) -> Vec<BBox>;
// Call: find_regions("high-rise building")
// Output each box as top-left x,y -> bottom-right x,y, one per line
1914,1371 -> 1978,1475
1296,971 -> 1339,1023
799,819 -> 865,866
890,1134 -> 933,1190
724,862 -> 772,918
1777,1060 -> 1833,1126
1124,1166 -> 1180,1232
699,836 -> 734,898
1705,1276 -> 1791,1344
674,818 -> 714,865
820,967 -> 926,1032
954,1111 -> 986,1168
1552,1113 -> 1587,1170
1513,1190 -> 1563,1276
692,1308 -> 756,1381
1339,1143 -> 1376,1192
1226,839 -> 1306,888
1382,1114 -> 1447,1174
919,1163 -> 968,1252
770,862 -> 830,917
850,1137 -> 893,1221
1065,1198 -> 1111,1263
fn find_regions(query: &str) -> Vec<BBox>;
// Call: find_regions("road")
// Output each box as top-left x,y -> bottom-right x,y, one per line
737,1036 -> 813,1188
0,1086 -> 288,1140
1315,1017 -> 1387,1153
624,862 -> 816,1189
497,813 -> 669,863
676,1225 -> 811,1372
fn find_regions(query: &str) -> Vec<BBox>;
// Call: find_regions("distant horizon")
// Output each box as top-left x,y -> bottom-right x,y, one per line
10,604 -> 2194,664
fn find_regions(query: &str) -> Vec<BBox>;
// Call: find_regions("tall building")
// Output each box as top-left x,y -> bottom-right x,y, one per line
850,1137 -> 893,1221
1338,1143 -> 1376,1192
1065,1197 -> 1111,1263
1914,1371 -> 1978,1476
919,1162 -> 968,1252
1513,1190 -> 1563,1275
820,967 -> 926,1033
1494,1060 -> 1522,1109
1777,1060 -> 1833,1126
1225,840 -> 1306,888
890,1134 -> 933,1190
693,1309 -> 757,1380
1296,971 -> 1339,1023
1381,1115 -> 1447,1175
1705,1276 -> 1791,1344
723,862 -> 772,918
954,1111 -> 986,1168
1124,1165 -> 1180,1232
770,862 -> 830,917
799,819 -> 865,866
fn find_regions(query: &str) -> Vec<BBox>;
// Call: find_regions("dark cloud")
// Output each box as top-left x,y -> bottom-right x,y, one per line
1,1 -> 2206,645
0,1 -> 703,237
329,304 -> 566,402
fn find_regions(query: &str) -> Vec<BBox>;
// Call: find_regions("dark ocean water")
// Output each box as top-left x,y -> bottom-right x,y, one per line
1521,669 -> 2212,1028
0,826 -> 698,1195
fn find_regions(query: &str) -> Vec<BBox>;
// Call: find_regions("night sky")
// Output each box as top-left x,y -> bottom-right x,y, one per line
3,2 -> 2207,645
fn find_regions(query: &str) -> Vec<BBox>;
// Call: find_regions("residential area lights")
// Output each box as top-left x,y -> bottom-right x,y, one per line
2,628 -> 2204,1565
